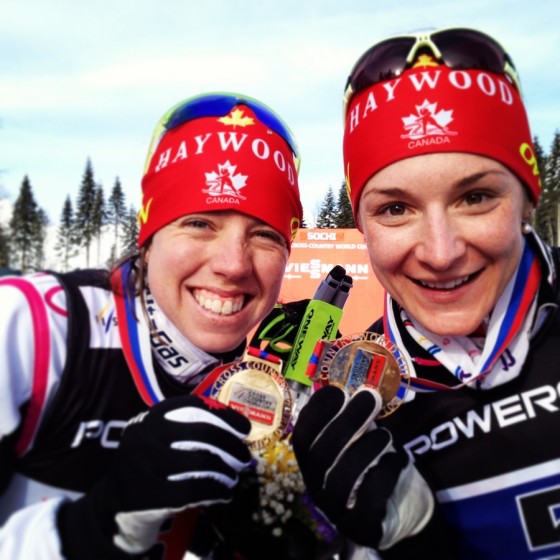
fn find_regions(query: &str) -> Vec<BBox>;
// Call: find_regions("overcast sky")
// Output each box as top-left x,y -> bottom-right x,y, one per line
2,0 -> 559,224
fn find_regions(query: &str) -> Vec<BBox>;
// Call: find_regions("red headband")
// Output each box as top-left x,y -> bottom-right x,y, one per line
139,105 -> 302,247
343,65 -> 541,223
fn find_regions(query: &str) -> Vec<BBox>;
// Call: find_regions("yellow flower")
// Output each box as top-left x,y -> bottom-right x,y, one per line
251,437 -> 306,532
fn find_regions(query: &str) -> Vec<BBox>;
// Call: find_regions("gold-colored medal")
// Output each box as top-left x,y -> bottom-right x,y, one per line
210,351 -> 293,449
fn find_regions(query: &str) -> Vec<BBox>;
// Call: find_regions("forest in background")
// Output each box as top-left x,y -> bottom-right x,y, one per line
1,131 -> 559,274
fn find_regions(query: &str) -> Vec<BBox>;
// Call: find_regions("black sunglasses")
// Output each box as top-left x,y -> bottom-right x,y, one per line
344,28 -> 520,119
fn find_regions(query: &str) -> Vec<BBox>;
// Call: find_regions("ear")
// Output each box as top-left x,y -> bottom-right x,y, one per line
522,204 -> 535,223
522,192 -> 534,222
142,243 -> 151,264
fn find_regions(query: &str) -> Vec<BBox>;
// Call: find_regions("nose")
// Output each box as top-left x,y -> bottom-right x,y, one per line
414,213 -> 466,270
212,235 -> 253,278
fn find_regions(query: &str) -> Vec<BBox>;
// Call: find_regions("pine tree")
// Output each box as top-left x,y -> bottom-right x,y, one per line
74,159 -> 98,267
32,208 -> 48,270
120,205 -> 139,256
542,131 -> 560,244
335,180 -> 355,228
55,196 -> 78,271
533,136 -> 549,241
9,176 -> 47,272
92,182 -> 107,266
534,133 -> 560,244
0,223 -> 10,268
316,186 -> 338,228
107,177 -> 126,257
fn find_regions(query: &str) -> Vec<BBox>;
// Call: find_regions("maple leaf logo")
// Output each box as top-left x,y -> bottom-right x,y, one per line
411,53 -> 440,69
218,108 -> 255,128
401,99 -> 457,139
204,160 -> 248,199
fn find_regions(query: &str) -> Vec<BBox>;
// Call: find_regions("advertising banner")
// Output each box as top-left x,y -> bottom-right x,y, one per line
280,228 -> 385,334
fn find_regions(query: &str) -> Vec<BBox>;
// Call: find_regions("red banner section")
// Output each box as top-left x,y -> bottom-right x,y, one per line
280,228 -> 385,335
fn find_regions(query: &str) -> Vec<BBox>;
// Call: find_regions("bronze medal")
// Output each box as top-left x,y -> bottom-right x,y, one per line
317,332 -> 410,418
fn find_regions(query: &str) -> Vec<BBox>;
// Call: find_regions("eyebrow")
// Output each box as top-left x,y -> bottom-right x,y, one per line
364,169 -> 509,199
455,170 -> 507,188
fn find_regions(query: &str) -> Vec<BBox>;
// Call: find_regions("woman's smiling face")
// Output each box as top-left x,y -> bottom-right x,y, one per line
358,152 -> 533,336
145,210 -> 288,353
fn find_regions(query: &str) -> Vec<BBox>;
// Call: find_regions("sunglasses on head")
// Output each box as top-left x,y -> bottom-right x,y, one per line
344,28 -> 520,119
145,92 -> 301,173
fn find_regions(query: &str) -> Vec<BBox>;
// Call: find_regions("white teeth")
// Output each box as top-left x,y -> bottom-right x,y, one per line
420,275 -> 470,290
193,289 -> 244,316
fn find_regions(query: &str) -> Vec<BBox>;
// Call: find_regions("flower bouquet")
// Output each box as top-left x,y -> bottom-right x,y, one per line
205,433 -> 343,560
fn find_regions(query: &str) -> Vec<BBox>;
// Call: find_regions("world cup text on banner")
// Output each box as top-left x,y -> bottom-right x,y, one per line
280,229 -> 384,334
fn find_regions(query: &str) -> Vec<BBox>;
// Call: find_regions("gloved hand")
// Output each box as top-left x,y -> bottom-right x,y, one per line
292,385 -> 434,550
57,394 -> 252,559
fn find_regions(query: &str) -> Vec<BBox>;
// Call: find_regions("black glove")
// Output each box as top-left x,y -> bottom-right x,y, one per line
57,394 -> 252,559
292,385 -> 434,550
251,299 -> 343,366
250,299 -> 311,360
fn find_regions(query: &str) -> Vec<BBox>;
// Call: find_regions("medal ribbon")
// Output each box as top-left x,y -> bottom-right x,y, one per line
112,263 -> 164,406
112,263 -> 222,556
